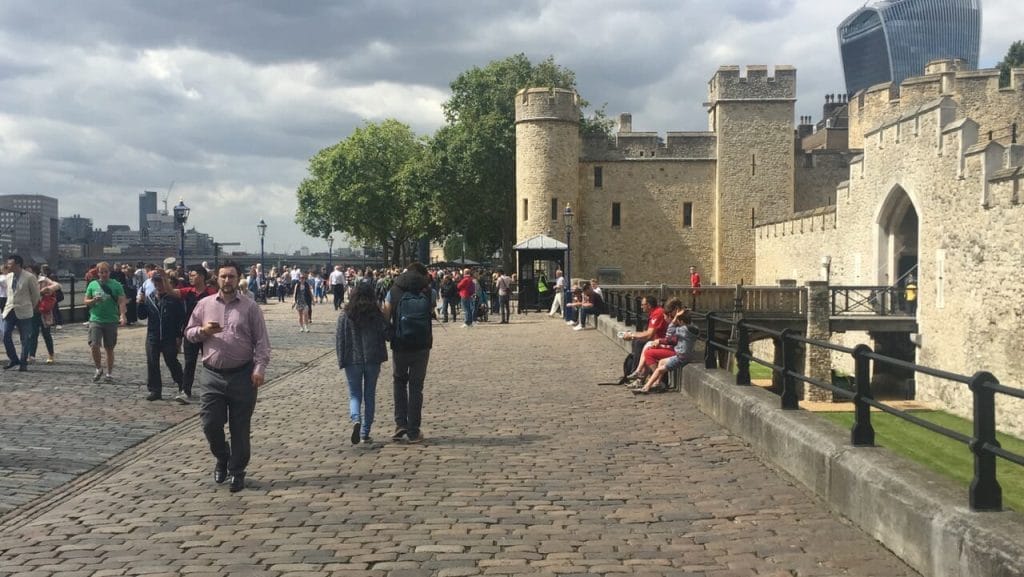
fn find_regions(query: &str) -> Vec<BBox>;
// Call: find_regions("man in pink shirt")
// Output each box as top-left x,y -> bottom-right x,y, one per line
186,261 -> 271,493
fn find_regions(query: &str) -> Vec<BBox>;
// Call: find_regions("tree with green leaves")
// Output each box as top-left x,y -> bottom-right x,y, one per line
295,119 -> 433,265
433,54 -> 609,268
998,40 -> 1024,88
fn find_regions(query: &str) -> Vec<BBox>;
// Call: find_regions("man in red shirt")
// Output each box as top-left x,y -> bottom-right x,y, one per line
623,297 -> 684,383
689,266 -> 701,309
456,268 -> 476,328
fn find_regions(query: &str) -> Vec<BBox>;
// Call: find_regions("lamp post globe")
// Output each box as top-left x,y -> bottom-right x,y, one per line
173,199 -> 190,270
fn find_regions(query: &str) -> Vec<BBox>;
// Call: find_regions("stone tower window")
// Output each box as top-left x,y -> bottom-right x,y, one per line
683,202 -> 693,228
611,202 -> 621,227
522,198 -> 528,221
594,166 -> 603,188
551,198 -> 559,221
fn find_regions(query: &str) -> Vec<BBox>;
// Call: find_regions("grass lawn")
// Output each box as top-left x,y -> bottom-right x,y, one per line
820,411 -> 1024,512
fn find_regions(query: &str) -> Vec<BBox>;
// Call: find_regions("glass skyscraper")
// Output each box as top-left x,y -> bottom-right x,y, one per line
837,0 -> 981,96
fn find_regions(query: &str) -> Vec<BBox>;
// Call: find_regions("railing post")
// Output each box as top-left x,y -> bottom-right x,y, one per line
634,296 -> 644,331
69,277 -> 77,323
704,314 -> 718,369
779,328 -> 798,410
659,283 -> 667,304
969,371 -> 1002,511
736,320 -> 751,385
851,344 -> 875,446
615,292 -> 623,322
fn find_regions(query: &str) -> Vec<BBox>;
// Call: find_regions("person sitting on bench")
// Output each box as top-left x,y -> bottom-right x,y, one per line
568,283 -> 606,331
633,309 -> 699,394
623,297 -> 683,383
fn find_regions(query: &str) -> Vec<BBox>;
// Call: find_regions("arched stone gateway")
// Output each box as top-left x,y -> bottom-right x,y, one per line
875,185 -> 919,287
872,185 -> 919,398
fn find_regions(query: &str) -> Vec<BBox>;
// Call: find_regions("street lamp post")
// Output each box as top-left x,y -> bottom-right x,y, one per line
173,199 -> 190,270
257,218 -> 268,276
327,235 -> 334,270
563,203 -> 574,319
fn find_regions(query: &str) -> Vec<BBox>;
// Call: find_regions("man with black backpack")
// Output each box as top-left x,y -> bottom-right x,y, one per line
382,261 -> 434,444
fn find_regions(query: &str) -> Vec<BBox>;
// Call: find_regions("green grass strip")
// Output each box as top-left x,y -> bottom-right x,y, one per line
819,411 -> 1024,512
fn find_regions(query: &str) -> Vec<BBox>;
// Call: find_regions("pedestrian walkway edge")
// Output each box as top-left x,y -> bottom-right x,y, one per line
596,315 -> 1024,577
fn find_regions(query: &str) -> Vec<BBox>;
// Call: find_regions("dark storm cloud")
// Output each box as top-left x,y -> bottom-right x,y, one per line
1,0 -> 1020,252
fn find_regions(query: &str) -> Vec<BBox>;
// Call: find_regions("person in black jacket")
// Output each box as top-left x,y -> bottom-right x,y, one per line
335,280 -> 388,445
137,273 -> 186,401
382,262 -> 434,444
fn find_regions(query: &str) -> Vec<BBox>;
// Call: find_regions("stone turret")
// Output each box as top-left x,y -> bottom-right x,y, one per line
707,65 -> 797,284
514,88 -> 581,246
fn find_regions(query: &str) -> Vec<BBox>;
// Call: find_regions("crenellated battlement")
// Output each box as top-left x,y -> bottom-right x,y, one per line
581,128 -> 717,161
514,87 -> 581,124
849,60 -> 1024,149
707,65 -> 796,104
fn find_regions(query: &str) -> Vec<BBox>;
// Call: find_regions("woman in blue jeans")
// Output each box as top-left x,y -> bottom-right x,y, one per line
335,280 -> 388,445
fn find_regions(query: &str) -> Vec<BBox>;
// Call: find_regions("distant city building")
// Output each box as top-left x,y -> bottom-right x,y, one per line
59,214 -> 93,245
139,190 -> 158,233
0,194 -> 59,264
837,0 -> 981,96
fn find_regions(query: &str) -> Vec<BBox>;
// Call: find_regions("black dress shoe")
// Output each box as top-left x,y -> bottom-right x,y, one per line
213,462 -> 228,484
229,473 -> 246,493
3,362 -> 19,370
145,392 -> 161,401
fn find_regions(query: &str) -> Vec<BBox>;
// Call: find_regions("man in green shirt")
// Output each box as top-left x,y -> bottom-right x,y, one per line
84,262 -> 127,383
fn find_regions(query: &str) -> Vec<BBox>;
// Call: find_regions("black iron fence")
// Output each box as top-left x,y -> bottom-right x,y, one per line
698,311 -> 1024,512
55,275 -> 83,323
830,285 -> 913,316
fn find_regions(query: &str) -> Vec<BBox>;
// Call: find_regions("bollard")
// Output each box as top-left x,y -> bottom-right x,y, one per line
851,344 -> 875,446
704,314 -> 718,369
736,320 -> 751,385
969,371 -> 1002,511
779,329 -> 798,410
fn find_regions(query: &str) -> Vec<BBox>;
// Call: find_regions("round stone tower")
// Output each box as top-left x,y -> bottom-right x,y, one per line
514,87 -> 581,244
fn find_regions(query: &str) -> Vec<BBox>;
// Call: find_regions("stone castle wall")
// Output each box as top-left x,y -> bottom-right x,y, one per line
794,151 -> 853,212
575,159 -> 716,284
757,64 -> 1024,434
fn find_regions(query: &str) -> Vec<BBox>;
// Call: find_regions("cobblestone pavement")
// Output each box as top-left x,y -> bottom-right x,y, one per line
0,306 -> 919,576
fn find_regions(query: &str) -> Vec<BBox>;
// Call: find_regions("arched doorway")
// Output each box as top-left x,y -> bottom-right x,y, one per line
876,185 -> 919,287
873,185 -> 920,398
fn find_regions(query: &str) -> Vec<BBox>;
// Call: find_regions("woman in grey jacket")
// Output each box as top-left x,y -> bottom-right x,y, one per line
336,280 -> 388,444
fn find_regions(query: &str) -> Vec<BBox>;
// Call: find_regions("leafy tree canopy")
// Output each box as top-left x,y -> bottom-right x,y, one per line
295,119 -> 431,265
998,40 -> 1024,87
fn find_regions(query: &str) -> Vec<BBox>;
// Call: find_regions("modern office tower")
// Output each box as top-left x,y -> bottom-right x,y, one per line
0,194 -> 60,263
139,190 -> 158,232
837,0 -> 981,96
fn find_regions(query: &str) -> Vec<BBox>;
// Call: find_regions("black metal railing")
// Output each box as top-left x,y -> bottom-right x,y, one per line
55,275 -> 81,324
830,285 -> 913,316
697,311 -> 1024,512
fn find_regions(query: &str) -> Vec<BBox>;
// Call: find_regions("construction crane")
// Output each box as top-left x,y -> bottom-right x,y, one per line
160,181 -> 175,216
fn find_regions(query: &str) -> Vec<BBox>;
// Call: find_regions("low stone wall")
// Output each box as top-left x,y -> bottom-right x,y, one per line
596,313 -> 1024,577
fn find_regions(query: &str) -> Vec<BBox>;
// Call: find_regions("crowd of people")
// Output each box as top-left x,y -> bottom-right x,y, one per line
2,251 -> 700,492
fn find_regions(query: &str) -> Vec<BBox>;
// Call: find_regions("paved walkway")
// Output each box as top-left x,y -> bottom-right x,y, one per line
0,304 -> 918,576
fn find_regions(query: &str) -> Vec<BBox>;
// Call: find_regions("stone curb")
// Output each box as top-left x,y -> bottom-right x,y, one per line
596,314 -> 1024,577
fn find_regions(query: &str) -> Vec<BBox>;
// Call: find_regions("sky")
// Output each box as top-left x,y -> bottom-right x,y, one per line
1,0 -> 1021,254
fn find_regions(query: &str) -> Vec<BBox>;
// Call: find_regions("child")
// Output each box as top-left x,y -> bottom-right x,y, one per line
633,309 -> 699,394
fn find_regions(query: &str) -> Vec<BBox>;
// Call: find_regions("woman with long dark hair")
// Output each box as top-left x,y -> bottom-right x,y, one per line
335,280 -> 388,444
293,272 -> 314,332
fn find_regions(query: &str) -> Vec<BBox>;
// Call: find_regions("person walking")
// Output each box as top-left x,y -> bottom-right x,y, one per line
456,268 -> 475,328
383,261 -> 434,444
548,269 -> 565,317
179,265 -> 218,403
335,280 -> 388,445
495,268 -> 512,324
2,255 -> 40,372
330,265 -> 346,310
293,272 -> 314,332
25,265 -> 59,364
137,272 -> 186,401
185,261 -> 271,493
84,262 -> 127,382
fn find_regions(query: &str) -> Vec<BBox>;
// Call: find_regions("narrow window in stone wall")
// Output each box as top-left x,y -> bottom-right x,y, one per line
683,202 -> 693,227
594,166 -> 603,188
551,198 -> 559,221
935,249 -> 945,309
611,202 -> 621,227
751,153 -> 756,175
522,198 -> 528,221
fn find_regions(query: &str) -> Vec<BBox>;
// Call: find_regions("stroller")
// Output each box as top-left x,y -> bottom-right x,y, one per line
474,292 -> 489,322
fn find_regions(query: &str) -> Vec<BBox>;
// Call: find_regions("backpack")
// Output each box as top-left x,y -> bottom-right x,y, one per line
394,288 -> 431,348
